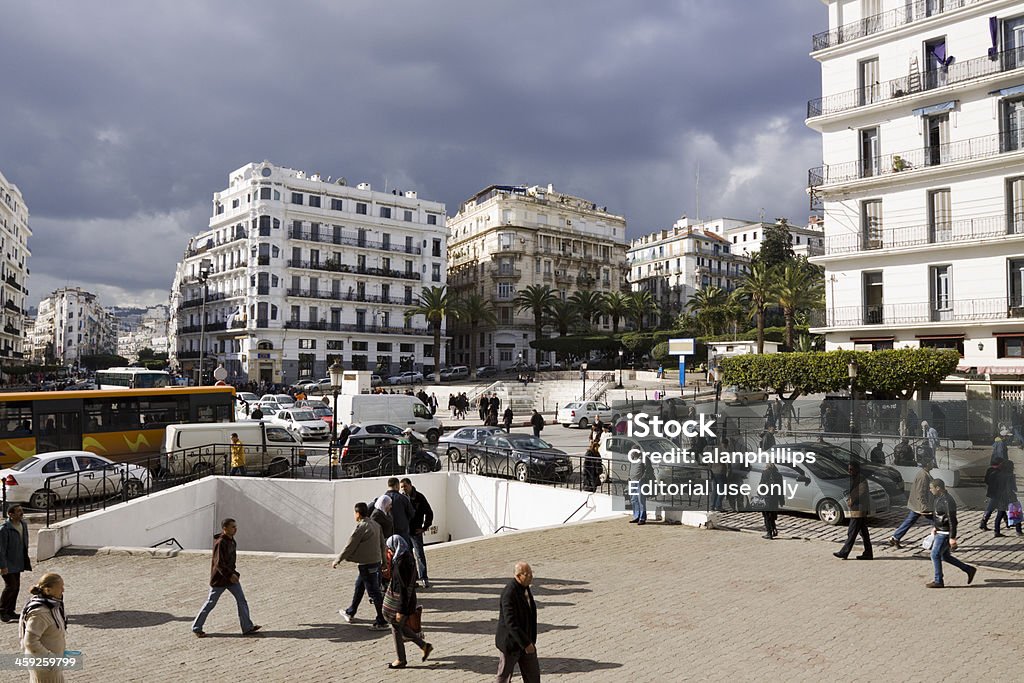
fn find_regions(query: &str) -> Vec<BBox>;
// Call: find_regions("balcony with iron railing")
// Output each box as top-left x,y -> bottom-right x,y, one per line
287,259 -> 422,281
285,288 -> 411,306
287,228 -> 422,255
178,322 -> 228,334
178,291 -> 232,309
809,131 -> 1024,189
283,320 -> 431,335
808,44 -> 1024,118
824,213 -> 1024,255
811,0 -> 983,52
554,272 -> 573,284
811,296 -> 1020,328
489,266 -> 523,279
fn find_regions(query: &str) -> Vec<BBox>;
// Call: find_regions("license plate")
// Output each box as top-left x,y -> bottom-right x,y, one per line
555,466 -> 568,472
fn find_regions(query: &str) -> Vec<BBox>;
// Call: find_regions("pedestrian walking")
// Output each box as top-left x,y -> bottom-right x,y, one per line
487,404 -> 499,427
19,573 -> 67,683
383,535 -> 433,669
980,458 -> 1005,531
229,433 -> 247,476
992,459 -> 1023,537
759,462 -> 783,539
889,457 -> 935,548
495,561 -> 540,683
530,410 -> 545,438
628,449 -> 653,525
191,518 -> 261,637
834,463 -> 873,560
479,395 -> 489,422
334,502 -> 389,630
990,430 -> 1009,465
503,406 -> 514,433
922,420 -> 939,459
384,478 -> 416,547
926,478 -> 977,588
892,437 -> 914,466
583,439 -> 602,493
0,505 -> 31,623
400,478 -> 433,589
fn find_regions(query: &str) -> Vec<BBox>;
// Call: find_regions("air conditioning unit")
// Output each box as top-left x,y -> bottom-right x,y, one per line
566,219 -> 572,225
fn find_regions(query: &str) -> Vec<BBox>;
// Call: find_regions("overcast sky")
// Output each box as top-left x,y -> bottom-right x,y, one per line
0,0 -> 824,309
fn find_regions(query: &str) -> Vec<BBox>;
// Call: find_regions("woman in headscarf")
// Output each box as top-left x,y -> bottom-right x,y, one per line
371,494 -> 394,541
384,535 -> 432,669
20,572 -> 68,683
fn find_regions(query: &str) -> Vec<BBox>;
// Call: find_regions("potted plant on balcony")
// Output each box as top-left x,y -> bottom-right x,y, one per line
891,155 -> 909,172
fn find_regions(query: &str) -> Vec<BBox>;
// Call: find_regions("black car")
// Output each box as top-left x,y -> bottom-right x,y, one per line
466,433 -> 572,483
476,365 -> 499,378
794,441 -> 907,507
339,434 -> 441,478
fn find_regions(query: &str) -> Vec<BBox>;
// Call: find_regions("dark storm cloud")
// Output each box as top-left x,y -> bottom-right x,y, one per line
0,0 -> 824,307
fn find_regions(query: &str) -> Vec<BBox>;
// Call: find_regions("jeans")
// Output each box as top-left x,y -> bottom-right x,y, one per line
410,533 -> 429,581
229,466 -> 247,476
192,582 -> 254,633
892,510 -> 923,541
347,562 -> 385,624
981,498 -> 998,525
631,491 -> 647,522
930,534 -> 973,585
710,473 -> 727,511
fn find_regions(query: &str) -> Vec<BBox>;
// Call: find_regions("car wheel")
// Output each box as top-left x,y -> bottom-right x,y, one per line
29,489 -> 57,510
562,424 -> 570,428
578,417 -> 589,429
344,463 -> 362,478
447,447 -> 462,464
426,429 -> 439,444
515,462 -> 529,482
192,462 -> 214,477
413,461 -> 431,474
469,456 -> 483,475
267,458 -> 289,477
124,479 -> 144,499
817,498 -> 844,526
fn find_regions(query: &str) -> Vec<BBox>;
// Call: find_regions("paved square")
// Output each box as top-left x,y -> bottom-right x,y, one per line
3,516 -> 1022,681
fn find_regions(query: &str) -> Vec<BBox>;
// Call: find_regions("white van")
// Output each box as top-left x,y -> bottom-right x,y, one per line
161,422 -> 329,476
334,394 -> 443,442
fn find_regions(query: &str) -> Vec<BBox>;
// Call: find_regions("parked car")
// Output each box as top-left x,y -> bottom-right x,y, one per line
269,408 -> 332,441
259,394 -> 295,410
371,374 -> 384,387
799,440 -> 907,507
162,422 -> 324,477
465,433 -> 572,483
733,450 -> 890,525
438,426 -> 506,463
504,362 -> 535,374
311,405 -> 334,429
556,401 -> 619,429
447,366 -> 470,381
338,433 -> 441,478
475,366 -> 499,378
236,392 -> 260,405
536,361 -> 553,371
346,423 -> 406,438
0,451 -> 152,510
388,371 -> 424,385
721,386 -> 769,405
598,434 -> 702,486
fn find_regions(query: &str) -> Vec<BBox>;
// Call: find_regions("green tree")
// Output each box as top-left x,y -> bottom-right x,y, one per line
514,285 -> 558,365
723,289 -> 748,337
568,290 -> 606,332
774,263 -> 825,350
738,261 -> 776,353
756,218 -> 796,269
405,286 -> 451,379
545,299 -> 580,336
625,290 -> 657,331
79,354 -> 130,371
602,291 -> 630,333
453,293 -> 498,377
686,286 -> 728,336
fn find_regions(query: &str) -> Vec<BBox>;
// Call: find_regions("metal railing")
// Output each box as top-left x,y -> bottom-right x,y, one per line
811,297 -> 1019,327
288,228 -> 422,255
810,131 -> 1024,189
824,213 -> 1024,254
283,320 -> 431,335
811,0 -> 980,52
286,260 -> 422,281
285,288 -> 411,306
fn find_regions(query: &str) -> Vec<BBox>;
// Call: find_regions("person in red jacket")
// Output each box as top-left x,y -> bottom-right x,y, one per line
191,518 -> 261,637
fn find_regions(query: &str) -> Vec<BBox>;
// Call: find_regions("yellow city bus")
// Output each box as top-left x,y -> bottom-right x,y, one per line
0,386 -> 236,466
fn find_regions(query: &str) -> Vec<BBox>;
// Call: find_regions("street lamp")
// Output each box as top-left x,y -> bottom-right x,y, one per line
581,361 -> 588,400
616,349 -> 624,389
847,359 -> 858,434
329,359 -> 345,471
196,259 -> 211,386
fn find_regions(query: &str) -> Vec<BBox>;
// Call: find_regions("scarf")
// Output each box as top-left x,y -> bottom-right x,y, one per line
20,595 -> 67,640
374,495 -> 392,514
386,534 -> 410,562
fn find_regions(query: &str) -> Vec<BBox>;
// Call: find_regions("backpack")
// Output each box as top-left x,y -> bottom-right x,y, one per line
381,547 -> 394,582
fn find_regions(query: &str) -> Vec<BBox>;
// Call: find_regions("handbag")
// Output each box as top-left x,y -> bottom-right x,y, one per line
921,534 -> 934,551
747,495 -> 769,511
404,605 -> 423,637
1008,501 -> 1023,526
382,586 -> 403,623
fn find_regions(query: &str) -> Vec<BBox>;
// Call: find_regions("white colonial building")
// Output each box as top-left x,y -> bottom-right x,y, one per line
725,217 -> 826,259
117,305 -> 170,361
0,169 -> 31,368
808,0 -> 1024,396
32,288 -> 117,365
169,162 -> 447,385
446,184 -> 628,368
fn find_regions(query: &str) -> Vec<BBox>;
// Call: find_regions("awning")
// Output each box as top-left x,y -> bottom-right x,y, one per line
916,333 -> 965,339
993,331 -> 1024,337
850,336 -> 895,342
989,83 -> 1024,97
912,100 -> 957,116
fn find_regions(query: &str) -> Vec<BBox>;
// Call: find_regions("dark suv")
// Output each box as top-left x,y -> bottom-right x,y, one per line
339,434 -> 441,478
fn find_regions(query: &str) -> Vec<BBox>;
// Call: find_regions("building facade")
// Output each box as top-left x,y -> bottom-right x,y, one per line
808,0 -> 1024,396
725,217 -> 826,259
446,184 -> 628,368
169,162 -> 447,385
32,288 -> 117,365
117,305 -> 170,362
0,169 -> 31,367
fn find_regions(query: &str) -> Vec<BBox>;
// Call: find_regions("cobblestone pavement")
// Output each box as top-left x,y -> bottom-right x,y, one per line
4,515 -> 1024,681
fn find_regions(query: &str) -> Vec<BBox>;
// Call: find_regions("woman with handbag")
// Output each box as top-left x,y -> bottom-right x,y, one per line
382,535 -> 433,669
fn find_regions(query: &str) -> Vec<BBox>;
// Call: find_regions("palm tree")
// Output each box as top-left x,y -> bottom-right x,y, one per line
686,286 -> 727,336
738,262 -> 775,354
568,290 -> 605,331
405,286 -> 451,380
602,291 -> 630,333
453,293 -> 498,377
625,290 -> 657,331
723,289 -> 748,337
774,263 -> 825,349
545,298 -> 580,336
513,284 -> 557,365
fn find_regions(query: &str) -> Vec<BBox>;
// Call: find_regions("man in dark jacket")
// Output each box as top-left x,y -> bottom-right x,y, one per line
0,505 -> 31,622
530,410 -> 545,438
927,478 -> 976,587
384,478 -> 416,546
495,561 -> 540,683
333,502 -> 388,629
191,518 -> 261,637
401,478 -> 434,588
834,463 -> 872,560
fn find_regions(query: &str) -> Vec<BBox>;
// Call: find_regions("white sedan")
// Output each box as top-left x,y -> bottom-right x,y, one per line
722,386 -> 769,405
389,371 -> 424,385
0,451 -> 152,509
268,408 -> 332,441
556,401 -> 619,429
